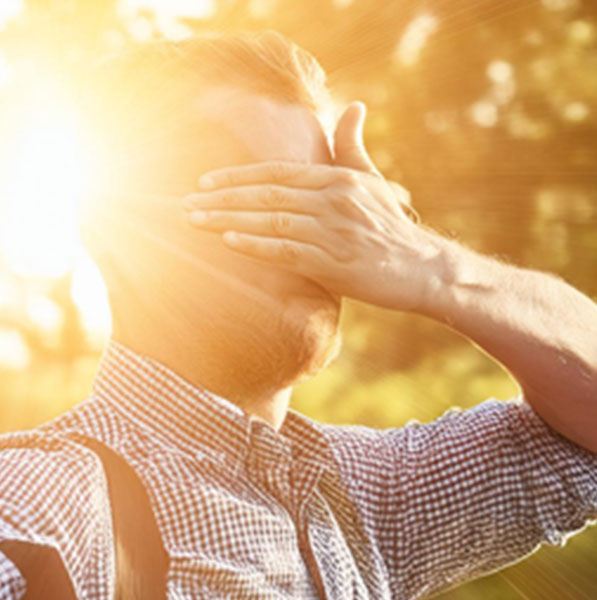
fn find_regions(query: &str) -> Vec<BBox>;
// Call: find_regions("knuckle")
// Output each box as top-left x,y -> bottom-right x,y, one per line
331,191 -> 364,220
261,186 -> 284,207
339,171 -> 360,187
327,186 -> 344,205
329,187 -> 353,209
335,247 -> 355,263
268,162 -> 293,182
332,225 -> 357,242
330,230 -> 358,261
279,241 -> 299,262
270,211 -> 291,234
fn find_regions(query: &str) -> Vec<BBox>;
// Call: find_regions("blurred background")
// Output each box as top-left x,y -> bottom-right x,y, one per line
0,0 -> 595,598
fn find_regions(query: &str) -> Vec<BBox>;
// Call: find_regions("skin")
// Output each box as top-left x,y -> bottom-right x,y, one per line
183,101 -> 597,452
103,88 -> 343,428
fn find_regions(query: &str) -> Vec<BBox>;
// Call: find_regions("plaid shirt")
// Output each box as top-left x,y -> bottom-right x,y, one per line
0,340 -> 596,599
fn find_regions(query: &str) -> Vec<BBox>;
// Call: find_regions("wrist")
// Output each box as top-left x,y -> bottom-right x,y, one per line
417,234 -> 496,322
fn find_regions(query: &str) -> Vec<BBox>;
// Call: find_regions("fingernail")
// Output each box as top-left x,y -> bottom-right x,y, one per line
198,174 -> 214,189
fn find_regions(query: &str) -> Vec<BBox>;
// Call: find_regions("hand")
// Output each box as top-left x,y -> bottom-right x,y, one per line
183,103 -> 447,312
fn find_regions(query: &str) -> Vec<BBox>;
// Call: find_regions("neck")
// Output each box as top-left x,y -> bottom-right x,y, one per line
112,320 -> 295,431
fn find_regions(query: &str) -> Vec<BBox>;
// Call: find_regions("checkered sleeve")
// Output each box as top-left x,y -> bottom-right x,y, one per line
324,398 -> 597,599
0,544 -> 25,600
0,437 -> 116,600
0,453 -> 29,600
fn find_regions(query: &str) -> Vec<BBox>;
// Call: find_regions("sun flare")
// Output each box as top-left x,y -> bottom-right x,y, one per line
1,87 -> 110,338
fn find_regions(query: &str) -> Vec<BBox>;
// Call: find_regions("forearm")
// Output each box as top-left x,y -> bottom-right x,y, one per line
185,153 -> 597,450
421,236 -> 597,452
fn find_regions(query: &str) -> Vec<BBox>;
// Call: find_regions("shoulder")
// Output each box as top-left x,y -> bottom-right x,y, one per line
0,428 -> 107,479
312,399 -> 544,480
0,429 -> 115,598
0,429 -> 111,541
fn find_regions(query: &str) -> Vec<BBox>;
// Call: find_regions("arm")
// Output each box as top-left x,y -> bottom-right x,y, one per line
0,441 -> 115,600
182,100 -> 597,596
420,238 -> 597,452
321,399 -> 597,599
183,101 -> 597,451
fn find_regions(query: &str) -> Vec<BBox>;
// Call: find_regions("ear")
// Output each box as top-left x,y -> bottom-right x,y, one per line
333,102 -> 378,174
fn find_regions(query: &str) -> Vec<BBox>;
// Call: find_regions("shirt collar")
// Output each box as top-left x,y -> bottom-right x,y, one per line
91,339 -> 335,470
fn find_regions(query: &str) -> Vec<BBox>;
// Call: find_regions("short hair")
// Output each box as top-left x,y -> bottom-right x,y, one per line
87,31 -> 332,192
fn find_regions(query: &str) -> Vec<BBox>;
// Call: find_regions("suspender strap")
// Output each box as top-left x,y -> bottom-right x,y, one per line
0,438 -> 168,599
0,540 -> 77,599
83,437 -> 169,600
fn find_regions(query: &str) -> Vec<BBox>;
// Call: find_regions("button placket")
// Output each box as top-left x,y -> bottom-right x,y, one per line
246,418 -> 294,509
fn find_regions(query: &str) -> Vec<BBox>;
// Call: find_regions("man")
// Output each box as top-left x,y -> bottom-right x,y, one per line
0,30 -> 596,599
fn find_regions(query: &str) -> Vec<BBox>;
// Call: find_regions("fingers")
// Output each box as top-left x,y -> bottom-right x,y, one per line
333,102 -> 378,174
197,161 -> 355,191
188,209 -> 321,241
221,232 -> 336,273
187,209 -> 354,262
184,184 -> 326,216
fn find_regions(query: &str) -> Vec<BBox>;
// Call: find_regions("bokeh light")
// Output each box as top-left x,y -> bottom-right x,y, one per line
2,94 -> 86,278
0,1 -> 22,30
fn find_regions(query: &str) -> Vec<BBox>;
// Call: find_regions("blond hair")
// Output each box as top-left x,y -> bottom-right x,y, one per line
87,31 -> 332,190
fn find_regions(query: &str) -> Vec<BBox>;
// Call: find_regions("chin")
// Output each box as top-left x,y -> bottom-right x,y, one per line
283,296 -> 343,384
207,265 -> 342,391
298,328 -> 343,383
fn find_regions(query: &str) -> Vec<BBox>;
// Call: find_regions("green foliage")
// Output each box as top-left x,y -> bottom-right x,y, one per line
294,340 -> 518,427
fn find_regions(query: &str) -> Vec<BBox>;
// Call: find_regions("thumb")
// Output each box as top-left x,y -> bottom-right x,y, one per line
333,101 -> 378,174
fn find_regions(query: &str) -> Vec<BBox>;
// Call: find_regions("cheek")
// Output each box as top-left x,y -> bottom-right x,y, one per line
177,230 -> 267,284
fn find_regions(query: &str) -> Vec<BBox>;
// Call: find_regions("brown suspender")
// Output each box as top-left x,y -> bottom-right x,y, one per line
0,540 -> 78,599
0,438 -> 169,599
84,438 -> 169,600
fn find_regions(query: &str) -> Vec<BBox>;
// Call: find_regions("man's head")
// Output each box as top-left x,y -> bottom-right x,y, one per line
81,31 -> 343,401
